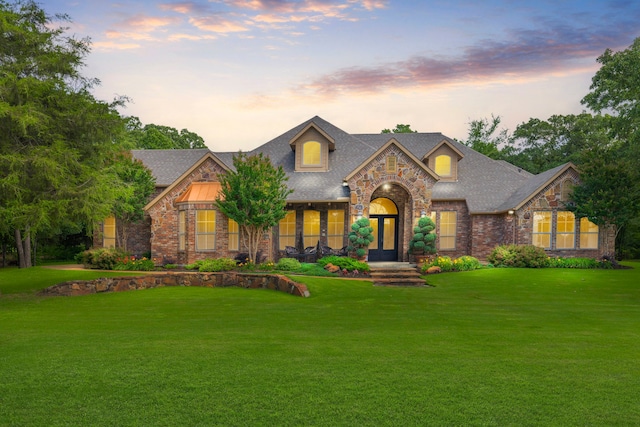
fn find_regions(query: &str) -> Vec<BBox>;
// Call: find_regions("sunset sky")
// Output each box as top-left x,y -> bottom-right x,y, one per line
43,0 -> 640,151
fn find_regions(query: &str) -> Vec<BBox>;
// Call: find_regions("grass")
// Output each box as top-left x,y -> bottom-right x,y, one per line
1,262 -> 639,425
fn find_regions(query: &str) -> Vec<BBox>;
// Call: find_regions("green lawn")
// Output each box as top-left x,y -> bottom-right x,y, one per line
1,263 -> 639,426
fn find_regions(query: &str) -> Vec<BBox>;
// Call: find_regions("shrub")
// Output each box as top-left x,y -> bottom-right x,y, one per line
114,256 -> 156,271
488,244 -> 548,268
317,256 -> 370,272
276,257 -> 302,271
453,255 -> 482,271
424,255 -> 454,273
347,217 -> 375,258
547,257 -> 613,269
75,248 -> 125,270
197,258 -> 237,272
409,217 -> 437,255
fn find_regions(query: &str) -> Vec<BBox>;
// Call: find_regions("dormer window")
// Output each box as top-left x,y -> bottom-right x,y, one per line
303,141 -> 321,166
434,155 -> 452,177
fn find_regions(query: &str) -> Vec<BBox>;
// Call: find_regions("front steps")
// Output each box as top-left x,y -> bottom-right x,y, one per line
368,262 -> 427,287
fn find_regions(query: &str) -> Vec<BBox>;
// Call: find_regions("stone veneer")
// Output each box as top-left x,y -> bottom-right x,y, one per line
38,272 -> 310,298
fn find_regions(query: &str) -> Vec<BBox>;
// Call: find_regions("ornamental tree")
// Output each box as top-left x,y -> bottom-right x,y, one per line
215,152 -> 292,264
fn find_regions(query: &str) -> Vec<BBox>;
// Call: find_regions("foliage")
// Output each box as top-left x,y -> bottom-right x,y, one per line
317,255 -> 370,272
347,217 -> 375,258
125,117 -> 207,149
381,124 -> 417,133
421,255 -> 483,273
275,257 -> 301,271
110,154 -> 156,251
462,115 -> 514,160
195,257 -> 237,272
215,152 -> 293,266
546,257 -> 613,269
409,216 -> 437,254
113,255 -> 155,271
0,1 -> 129,268
75,248 -> 126,270
487,244 -> 548,268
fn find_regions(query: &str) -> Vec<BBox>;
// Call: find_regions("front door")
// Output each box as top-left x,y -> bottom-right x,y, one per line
367,198 -> 399,262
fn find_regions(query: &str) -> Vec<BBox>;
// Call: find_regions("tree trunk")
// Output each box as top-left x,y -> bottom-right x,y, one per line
14,227 -> 32,268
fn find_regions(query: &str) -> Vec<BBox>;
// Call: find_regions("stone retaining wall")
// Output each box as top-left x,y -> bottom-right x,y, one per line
38,272 -> 310,298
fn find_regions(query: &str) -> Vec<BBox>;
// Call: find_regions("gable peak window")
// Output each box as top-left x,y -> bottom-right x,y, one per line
435,154 -> 452,177
302,141 -> 321,166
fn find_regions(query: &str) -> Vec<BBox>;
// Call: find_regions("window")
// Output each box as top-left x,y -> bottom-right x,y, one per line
303,210 -> 320,248
228,218 -> 239,251
302,141 -> 321,166
178,211 -> 186,251
196,210 -> 216,250
386,156 -> 397,173
532,211 -> 551,249
369,198 -> 398,215
580,218 -> 599,249
279,210 -> 296,250
103,216 -> 116,248
556,211 -> 575,249
435,155 -> 452,177
439,211 -> 456,250
327,209 -> 344,249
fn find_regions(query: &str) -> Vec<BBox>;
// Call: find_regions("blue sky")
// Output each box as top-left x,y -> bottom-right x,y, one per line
44,0 -> 640,151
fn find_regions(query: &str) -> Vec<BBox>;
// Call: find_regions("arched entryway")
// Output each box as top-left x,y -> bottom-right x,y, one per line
368,197 -> 399,261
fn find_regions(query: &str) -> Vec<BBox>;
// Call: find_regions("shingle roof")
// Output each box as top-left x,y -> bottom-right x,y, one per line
133,116 -> 563,214
132,149 -> 211,186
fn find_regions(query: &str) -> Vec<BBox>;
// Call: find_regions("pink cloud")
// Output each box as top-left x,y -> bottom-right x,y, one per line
189,16 -> 250,33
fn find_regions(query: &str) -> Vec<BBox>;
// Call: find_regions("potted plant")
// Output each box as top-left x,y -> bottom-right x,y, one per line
347,217 -> 375,261
409,216 -> 437,265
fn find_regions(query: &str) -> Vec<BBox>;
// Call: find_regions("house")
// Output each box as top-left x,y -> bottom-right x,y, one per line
96,116 -> 613,265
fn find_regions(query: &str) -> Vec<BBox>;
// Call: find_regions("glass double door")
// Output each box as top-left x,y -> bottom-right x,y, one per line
368,215 -> 398,262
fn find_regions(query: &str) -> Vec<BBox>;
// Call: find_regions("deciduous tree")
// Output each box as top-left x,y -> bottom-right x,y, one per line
215,152 -> 292,264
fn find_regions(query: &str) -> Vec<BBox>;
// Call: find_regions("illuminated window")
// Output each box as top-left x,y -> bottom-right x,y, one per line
303,210 -> 320,248
178,211 -> 186,251
386,156 -> 397,173
435,155 -> 452,177
369,198 -> 398,215
556,211 -> 575,249
279,210 -> 296,250
327,210 -> 344,249
228,218 -> 239,251
196,210 -> 216,250
302,141 -> 321,166
532,211 -> 551,249
429,211 -> 437,226
439,211 -> 457,250
103,216 -> 116,248
579,218 -> 599,249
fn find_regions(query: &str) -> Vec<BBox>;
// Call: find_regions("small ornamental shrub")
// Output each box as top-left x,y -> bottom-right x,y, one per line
114,256 -> 156,271
488,244 -> 548,268
257,261 -> 276,271
317,256 -> 370,272
185,260 -> 204,270
197,258 -> 237,272
347,217 -> 375,258
76,248 -> 125,270
409,217 -> 437,255
276,257 -> 302,271
425,255 -> 454,272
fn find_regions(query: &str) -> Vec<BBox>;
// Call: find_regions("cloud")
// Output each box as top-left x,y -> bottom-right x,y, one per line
301,22 -> 639,96
189,16 -> 251,33
92,40 -> 142,50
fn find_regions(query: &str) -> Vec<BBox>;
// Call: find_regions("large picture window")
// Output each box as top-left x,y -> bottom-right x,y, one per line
103,216 -> 116,248
279,210 -> 296,250
303,210 -> 320,248
327,209 -> 344,249
178,211 -> 186,251
196,210 -> 216,250
439,211 -> 456,250
556,211 -> 575,249
532,211 -> 551,249
579,218 -> 599,249
228,218 -> 239,251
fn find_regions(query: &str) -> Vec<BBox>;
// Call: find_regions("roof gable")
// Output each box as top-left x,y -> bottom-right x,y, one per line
422,139 -> 465,161
288,121 -> 336,151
